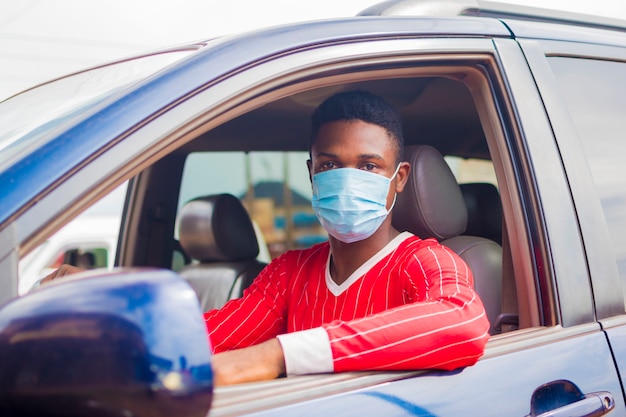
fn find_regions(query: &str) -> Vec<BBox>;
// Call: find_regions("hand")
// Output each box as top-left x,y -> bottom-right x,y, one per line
40,264 -> 85,285
211,338 -> 286,386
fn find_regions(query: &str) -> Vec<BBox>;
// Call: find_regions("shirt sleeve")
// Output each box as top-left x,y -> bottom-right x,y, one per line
277,327 -> 333,375
203,254 -> 289,354
323,243 -> 490,373
204,240 -> 490,375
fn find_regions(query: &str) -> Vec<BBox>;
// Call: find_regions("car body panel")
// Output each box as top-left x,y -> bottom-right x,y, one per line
218,326 -> 622,416
601,316 -> 626,397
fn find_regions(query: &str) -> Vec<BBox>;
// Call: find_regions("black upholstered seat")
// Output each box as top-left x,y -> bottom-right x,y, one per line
177,193 -> 267,312
460,182 -> 503,245
392,145 -> 502,333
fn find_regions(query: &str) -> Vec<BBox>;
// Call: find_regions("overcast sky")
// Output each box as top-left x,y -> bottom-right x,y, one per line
1,0 -> 626,100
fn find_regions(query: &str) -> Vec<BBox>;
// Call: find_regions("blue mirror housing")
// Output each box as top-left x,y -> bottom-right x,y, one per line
0,269 -> 213,417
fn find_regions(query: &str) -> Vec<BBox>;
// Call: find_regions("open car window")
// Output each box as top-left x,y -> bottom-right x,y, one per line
177,151 -> 323,261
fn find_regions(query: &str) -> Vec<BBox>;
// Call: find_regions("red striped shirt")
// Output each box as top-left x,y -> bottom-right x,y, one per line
203,232 -> 490,373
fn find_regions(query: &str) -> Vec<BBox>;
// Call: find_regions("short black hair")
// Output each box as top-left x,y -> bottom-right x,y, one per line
310,90 -> 404,164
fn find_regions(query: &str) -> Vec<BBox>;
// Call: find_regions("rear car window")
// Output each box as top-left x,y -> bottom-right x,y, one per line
548,57 -> 626,295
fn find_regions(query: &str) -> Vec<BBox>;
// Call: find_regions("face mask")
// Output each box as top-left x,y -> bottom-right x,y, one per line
311,165 -> 400,243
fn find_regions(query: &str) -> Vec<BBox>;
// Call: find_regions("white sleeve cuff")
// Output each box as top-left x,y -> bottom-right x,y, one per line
276,327 -> 334,375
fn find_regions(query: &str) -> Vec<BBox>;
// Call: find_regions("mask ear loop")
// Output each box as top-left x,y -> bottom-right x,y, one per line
390,163 -> 401,181
387,194 -> 398,214
386,163 -> 402,213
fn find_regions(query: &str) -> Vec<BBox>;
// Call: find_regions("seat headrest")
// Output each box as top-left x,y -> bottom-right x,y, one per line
392,145 -> 467,240
460,183 -> 502,243
179,193 -> 259,262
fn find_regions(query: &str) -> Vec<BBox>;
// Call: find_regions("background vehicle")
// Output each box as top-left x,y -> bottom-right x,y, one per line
1,0 -> 626,416
17,215 -> 119,294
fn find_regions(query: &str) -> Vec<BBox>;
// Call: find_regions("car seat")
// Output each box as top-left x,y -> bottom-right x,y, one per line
392,145 -> 503,334
177,193 -> 267,312
460,182 -> 503,245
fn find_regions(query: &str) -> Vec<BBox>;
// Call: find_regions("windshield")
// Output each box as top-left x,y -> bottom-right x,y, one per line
0,49 -> 198,172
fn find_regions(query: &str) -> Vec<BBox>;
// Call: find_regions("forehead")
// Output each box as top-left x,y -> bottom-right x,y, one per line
311,120 -> 396,158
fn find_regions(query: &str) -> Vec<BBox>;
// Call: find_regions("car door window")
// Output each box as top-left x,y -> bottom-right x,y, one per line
17,182 -> 125,294
547,57 -> 626,298
445,156 -> 497,185
177,151 -> 325,261
177,154 -> 498,263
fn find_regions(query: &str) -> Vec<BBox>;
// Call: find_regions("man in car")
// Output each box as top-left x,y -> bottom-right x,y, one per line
204,90 -> 490,385
44,90 -> 489,385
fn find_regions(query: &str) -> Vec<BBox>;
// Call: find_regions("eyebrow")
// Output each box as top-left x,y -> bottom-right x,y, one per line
314,151 -> 385,161
315,151 -> 338,159
357,153 -> 385,161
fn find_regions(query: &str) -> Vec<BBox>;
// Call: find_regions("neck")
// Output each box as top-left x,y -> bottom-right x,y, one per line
328,222 -> 400,285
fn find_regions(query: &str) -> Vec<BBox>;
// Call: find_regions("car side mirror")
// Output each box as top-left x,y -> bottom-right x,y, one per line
0,269 -> 213,417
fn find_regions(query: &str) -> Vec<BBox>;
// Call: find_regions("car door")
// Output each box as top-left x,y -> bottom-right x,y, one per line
116,21 -> 623,416
239,34 -> 619,417
1,16 -> 623,416
515,20 -> 626,406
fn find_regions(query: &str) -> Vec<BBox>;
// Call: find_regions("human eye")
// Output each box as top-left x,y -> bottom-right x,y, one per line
362,162 -> 377,171
320,161 -> 337,171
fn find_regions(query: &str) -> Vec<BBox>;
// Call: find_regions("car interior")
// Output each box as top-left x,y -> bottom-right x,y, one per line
111,67 -> 526,337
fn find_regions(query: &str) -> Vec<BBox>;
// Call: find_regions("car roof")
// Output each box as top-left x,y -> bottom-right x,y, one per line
359,0 -> 626,33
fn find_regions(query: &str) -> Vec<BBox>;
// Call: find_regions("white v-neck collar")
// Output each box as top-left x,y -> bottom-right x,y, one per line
325,231 -> 413,296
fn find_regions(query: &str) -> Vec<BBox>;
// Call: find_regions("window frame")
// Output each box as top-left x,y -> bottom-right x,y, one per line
108,37 -> 553,331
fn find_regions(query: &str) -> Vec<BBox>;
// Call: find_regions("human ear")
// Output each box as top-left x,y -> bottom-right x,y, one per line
395,162 -> 411,193
306,159 -> 313,183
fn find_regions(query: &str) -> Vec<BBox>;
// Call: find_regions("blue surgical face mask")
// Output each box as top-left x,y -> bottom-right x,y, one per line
311,165 -> 400,243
